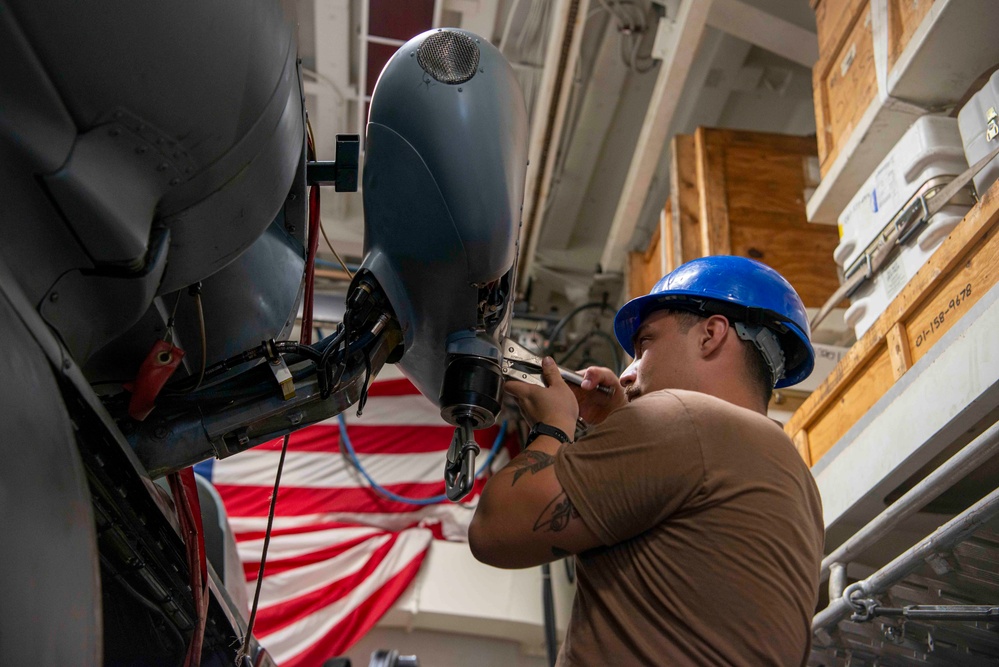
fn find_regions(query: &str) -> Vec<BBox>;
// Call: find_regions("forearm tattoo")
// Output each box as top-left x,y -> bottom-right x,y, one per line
509,450 -> 555,486
533,491 -> 579,533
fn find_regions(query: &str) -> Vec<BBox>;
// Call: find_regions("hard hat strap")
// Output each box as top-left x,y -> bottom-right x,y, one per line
733,322 -> 786,387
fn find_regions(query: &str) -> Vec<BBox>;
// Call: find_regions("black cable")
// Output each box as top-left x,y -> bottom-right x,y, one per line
164,346 -> 265,395
541,563 -> 558,667
167,290 -> 183,332
187,286 -> 206,392
556,329 -> 600,366
320,322 -> 351,399
546,301 -> 615,352
318,324 -> 348,367
555,327 -> 623,375
166,366 -> 316,405
273,340 -> 324,365
237,432 -> 291,665
356,350 -> 372,417
588,329 -> 624,375
169,335 -> 325,397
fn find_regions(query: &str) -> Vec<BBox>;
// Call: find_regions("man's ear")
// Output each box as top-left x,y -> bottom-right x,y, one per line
698,314 -> 731,358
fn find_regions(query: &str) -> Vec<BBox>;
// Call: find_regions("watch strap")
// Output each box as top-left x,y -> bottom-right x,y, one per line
526,422 -> 572,446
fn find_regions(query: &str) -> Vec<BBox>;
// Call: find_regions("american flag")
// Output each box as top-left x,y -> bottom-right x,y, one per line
196,376 -> 513,666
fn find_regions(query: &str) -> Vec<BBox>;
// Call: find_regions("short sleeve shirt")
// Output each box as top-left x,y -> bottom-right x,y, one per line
553,389 -> 824,666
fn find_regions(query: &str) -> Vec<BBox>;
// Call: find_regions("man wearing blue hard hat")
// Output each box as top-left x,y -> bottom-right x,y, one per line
470,256 -> 824,666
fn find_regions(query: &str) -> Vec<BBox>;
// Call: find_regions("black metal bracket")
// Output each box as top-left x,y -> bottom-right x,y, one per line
306,134 -> 360,192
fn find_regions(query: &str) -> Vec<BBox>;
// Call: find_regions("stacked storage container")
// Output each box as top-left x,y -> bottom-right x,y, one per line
834,116 -> 972,338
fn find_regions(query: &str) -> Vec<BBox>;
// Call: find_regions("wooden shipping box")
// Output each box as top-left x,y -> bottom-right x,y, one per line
625,128 -> 842,417
812,0 -> 935,175
786,179 -> 999,466
657,127 -> 839,309
627,215 -> 664,302
807,0 -> 999,224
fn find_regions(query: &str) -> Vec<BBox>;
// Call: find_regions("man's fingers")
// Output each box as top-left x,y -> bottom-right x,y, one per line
580,366 -> 616,391
541,357 -> 564,387
504,379 -> 530,399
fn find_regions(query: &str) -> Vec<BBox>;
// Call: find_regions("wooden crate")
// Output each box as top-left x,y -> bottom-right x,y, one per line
887,0 -> 936,71
812,1 -> 878,174
786,179 -> 999,466
807,0 -> 999,224
626,213 -> 664,301
813,0 -> 868,61
661,127 -> 841,309
666,135 -> 700,271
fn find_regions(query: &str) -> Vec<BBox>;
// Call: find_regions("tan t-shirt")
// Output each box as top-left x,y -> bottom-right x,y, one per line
553,389 -> 824,666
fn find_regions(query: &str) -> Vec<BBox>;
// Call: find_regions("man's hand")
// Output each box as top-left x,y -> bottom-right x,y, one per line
504,357 -> 578,434
471,355 -> 602,568
570,366 -> 627,426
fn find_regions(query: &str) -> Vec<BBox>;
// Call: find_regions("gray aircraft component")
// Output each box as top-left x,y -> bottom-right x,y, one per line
360,29 -> 528,416
84,220 -> 306,384
129,324 -> 403,477
40,229 -> 170,364
0,285 -> 101,664
0,0 -> 305,366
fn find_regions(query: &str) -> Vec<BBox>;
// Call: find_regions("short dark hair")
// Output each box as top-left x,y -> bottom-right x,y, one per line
657,308 -> 773,405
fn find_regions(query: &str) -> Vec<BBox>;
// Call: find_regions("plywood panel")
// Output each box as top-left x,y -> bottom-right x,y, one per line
695,127 -> 731,255
905,225 -> 999,366
627,224 -> 663,300
814,0 -> 870,60
660,201 -> 675,279
667,128 -> 840,308
807,347 -> 895,463
786,180 -> 999,466
725,147 -> 810,216
818,2 -> 878,174
727,214 -> 841,308
888,0 -> 937,72
717,131 -> 839,309
669,135 -> 700,271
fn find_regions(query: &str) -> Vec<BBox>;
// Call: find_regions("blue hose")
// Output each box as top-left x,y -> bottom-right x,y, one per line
337,414 -> 507,505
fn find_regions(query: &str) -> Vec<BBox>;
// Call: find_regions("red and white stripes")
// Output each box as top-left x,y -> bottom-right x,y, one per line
202,377 -> 513,665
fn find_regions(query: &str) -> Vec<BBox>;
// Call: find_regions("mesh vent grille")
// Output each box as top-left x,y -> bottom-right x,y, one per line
417,31 -> 480,85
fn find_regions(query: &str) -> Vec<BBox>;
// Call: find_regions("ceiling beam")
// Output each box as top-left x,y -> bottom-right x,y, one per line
706,0 -> 818,68
540,19 -> 628,251
516,0 -> 592,294
599,0 -> 711,275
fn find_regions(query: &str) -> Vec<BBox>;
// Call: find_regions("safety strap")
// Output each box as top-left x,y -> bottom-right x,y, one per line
811,139 -> 999,331
734,322 -> 786,386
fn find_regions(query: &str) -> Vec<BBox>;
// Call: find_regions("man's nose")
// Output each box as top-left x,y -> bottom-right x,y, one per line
619,359 -> 639,386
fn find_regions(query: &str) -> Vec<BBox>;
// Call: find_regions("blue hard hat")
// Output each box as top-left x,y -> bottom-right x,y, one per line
613,255 -> 814,388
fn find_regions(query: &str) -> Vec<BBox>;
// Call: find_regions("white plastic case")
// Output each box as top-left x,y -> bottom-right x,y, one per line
834,115 -> 971,338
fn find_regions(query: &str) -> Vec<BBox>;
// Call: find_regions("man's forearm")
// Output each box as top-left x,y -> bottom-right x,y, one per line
469,434 -> 581,568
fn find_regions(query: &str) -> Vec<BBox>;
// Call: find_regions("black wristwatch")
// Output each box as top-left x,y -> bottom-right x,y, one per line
525,422 -> 572,446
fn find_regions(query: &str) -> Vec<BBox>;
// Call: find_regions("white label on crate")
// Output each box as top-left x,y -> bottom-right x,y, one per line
840,44 -> 857,77
815,345 -> 846,364
873,157 -> 899,215
882,255 -> 909,301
